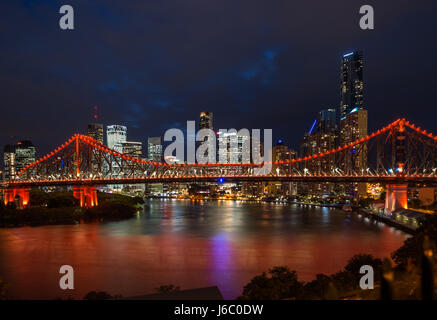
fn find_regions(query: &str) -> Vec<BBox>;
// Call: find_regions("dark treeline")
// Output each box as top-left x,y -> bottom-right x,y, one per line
238,215 -> 437,300
0,189 -> 144,227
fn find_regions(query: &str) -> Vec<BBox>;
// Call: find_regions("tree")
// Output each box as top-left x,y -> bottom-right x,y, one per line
358,198 -> 373,208
392,215 -> 437,268
83,291 -> 113,300
303,274 -> 333,299
239,266 -> 304,300
344,254 -> 382,282
29,189 -> 49,207
47,193 -> 76,208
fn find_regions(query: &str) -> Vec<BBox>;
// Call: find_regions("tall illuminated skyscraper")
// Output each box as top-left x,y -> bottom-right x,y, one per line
339,51 -> 367,196
339,51 -> 363,122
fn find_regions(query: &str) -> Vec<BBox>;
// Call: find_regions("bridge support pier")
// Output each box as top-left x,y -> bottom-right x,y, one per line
385,184 -> 408,215
3,188 -> 30,209
73,186 -> 98,208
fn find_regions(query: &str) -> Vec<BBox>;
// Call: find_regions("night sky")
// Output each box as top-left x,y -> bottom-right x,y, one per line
1,0 -> 436,164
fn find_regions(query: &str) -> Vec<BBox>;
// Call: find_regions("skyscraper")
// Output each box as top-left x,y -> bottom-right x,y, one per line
87,123 -> 104,144
148,137 -> 162,162
339,51 -> 363,122
107,125 -> 127,152
122,141 -> 142,158
3,145 -> 16,181
15,141 -> 36,175
106,125 -> 127,191
339,51 -> 367,197
147,137 -> 164,195
338,51 -> 368,171
122,141 -> 143,193
217,130 -> 250,164
267,140 -> 298,196
199,112 -> 214,161
199,112 -> 213,130
318,108 -> 337,134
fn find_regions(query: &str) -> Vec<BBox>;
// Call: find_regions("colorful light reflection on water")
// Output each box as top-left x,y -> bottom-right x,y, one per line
0,199 -> 408,299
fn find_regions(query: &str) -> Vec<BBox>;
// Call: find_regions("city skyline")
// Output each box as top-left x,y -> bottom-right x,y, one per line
1,1 -> 436,161
2,1 -> 437,304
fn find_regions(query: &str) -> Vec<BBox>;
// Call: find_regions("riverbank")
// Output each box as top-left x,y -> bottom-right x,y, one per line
358,208 -> 418,235
0,191 -> 143,228
0,203 -> 138,228
148,196 -> 344,208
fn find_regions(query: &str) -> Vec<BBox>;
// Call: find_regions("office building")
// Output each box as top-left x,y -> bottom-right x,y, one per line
147,137 -> 164,195
199,112 -> 213,130
217,131 -> 250,164
147,137 -> 162,162
87,123 -> 104,144
341,108 -> 368,173
3,145 -> 16,181
107,125 -> 127,152
15,141 -> 36,175
122,141 -> 142,158
339,51 -> 364,122
267,139 -> 297,196
318,108 -> 337,134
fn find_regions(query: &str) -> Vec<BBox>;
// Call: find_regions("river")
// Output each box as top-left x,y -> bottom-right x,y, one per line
0,199 -> 409,299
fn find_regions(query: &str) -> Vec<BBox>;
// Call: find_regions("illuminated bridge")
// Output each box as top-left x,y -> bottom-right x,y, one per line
1,119 -> 437,211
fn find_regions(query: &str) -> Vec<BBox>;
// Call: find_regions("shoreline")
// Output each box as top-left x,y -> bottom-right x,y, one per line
358,208 -> 418,235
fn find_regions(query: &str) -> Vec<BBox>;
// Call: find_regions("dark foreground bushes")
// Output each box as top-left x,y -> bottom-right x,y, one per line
238,254 -> 383,300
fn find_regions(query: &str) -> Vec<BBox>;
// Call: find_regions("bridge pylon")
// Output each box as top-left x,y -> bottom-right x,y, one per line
73,186 -> 98,208
385,184 -> 408,215
3,188 -> 30,209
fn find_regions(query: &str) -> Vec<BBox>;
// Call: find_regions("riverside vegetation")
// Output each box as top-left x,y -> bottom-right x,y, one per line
238,214 -> 437,300
0,189 -> 144,227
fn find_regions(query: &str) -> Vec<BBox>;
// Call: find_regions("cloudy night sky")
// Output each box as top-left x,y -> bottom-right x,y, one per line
1,0 -> 436,162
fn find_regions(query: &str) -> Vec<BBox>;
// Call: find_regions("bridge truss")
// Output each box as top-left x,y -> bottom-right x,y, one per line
1,118 -> 437,188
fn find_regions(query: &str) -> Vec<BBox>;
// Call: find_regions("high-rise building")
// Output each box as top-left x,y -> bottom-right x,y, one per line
107,125 -> 127,152
341,109 -> 368,170
15,141 -> 36,175
147,137 -> 164,195
318,109 -> 337,134
3,145 -> 16,181
199,112 -> 213,130
122,141 -> 143,194
148,137 -> 162,163
300,109 -> 338,195
122,141 -> 142,158
217,131 -> 250,164
339,51 -> 368,170
339,51 -> 363,123
106,125 -> 127,191
87,123 -> 104,144
267,139 -> 297,196
199,112 -> 214,161
339,51 -> 367,197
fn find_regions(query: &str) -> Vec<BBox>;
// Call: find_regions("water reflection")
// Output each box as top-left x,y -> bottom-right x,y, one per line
0,199 -> 408,299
